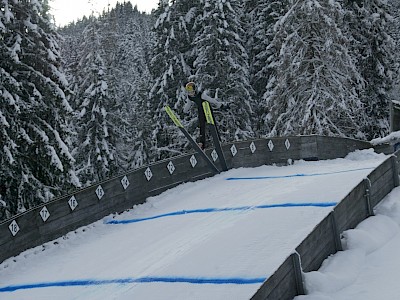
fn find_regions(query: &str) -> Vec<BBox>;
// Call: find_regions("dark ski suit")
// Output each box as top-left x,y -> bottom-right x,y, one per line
184,91 -> 222,149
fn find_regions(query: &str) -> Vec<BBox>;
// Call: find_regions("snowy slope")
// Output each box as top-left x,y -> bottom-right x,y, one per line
0,149 -> 388,300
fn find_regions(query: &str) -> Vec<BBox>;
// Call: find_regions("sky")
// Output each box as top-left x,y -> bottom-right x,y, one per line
50,0 -> 159,26
0,149 -> 395,299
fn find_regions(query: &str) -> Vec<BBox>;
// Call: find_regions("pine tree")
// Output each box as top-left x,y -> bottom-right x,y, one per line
246,0 -> 289,97
0,0 -> 20,219
60,4 -> 156,172
389,0 -> 400,43
265,0 -> 366,138
192,0 -> 255,141
111,2 -> 154,169
149,0 -> 199,159
73,18 -> 119,185
388,0 -> 400,118
0,0 -> 79,218
245,0 -> 290,133
347,0 -> 397,139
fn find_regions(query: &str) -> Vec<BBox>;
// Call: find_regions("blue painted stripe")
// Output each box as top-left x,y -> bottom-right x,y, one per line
0,276 -> 267,292
106,202 -> 337,225
226,167 -> 374,181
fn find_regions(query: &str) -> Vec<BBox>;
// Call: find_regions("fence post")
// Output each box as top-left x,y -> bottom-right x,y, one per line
330,211 -> 342,251
363,178 -> 374,217
292,252 -> 305,296
391,155 -> 400,187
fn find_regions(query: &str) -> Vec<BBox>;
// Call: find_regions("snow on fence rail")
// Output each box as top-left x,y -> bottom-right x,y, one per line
0,136 -> 381,266
250,150 -> 400,300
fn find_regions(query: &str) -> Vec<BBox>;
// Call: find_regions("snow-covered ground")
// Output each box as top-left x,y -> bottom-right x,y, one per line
0,149 -> 393,300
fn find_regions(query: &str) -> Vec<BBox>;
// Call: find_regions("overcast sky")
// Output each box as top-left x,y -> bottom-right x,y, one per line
50,0 -> 158,26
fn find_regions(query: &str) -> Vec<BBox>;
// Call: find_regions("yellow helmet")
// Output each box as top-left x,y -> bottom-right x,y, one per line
185,82 -> 196,96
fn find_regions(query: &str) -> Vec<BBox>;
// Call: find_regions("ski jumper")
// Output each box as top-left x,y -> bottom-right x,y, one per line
184,91 -> 221,148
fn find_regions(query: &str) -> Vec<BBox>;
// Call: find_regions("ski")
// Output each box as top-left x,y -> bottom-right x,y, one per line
164,105 -> 220,174
202,101 -> 228,172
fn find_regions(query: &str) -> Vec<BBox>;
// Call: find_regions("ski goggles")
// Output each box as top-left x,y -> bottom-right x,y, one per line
186,87 -> 195,96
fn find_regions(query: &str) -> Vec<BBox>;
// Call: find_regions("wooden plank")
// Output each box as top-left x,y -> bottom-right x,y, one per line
370,173 -> 395,208
228,141 -> 268,169
263,137 -> 301,165
301,240 -> 337,272
368,157 -> 392,183
0,222 -> 12,246
316,136 -> 371,159
299,136 -> 318,160
296,214 -> 338,272
334,181 -> 369,233
395,151 -> 400,164
143,153 -> 214,190
219,143 -> 234,170
0,211 -> 42,261
227,138 -> 297,169
320,138 -> 350,158
251,254 -> 298,300
392,155 -> 400,187
61,186 -> 100,212
368,158 -> 395,208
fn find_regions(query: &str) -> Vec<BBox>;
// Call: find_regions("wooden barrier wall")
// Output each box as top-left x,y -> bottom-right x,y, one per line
0,136 -> 372,264
250,151 -> 399,300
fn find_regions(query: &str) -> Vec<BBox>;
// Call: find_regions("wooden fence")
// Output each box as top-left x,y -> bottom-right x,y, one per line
0,136 -> 374,266
250,150 -> 399,300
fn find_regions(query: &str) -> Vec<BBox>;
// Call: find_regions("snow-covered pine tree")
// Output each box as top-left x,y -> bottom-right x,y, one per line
264,0 -> 366,138
346,0 -> 397,139
192,0 -> 255,141
60,5 -> 155,171
246,0 -> 289,97
149,0 -> 199,159
388,0 -> 400,40
111,2 -> 154,169
97,7 -> 131,171
0,0 -> 21,219
58,19 -> 92,154
388,0 -> 400,113
0,0 -> 79,218
73,18 -> 119,185
245,0 -> 290,133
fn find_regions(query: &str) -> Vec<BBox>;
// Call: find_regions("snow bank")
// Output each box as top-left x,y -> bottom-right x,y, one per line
295,187 -> 400,300
344,148 -> 387,161
370,130 -> 400,146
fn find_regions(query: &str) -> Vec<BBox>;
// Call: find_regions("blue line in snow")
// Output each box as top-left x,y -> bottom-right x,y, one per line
225,167 -> 374,181
106,202 -> 337,225
0,276 -> 267,292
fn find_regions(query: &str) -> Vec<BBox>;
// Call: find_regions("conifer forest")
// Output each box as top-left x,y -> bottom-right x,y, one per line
0,0 -> 399,220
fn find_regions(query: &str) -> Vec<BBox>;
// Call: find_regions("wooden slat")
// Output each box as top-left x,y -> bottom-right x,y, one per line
334,181 -> 369,233
296,213 -> 338,272
251,254 -> 299,300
